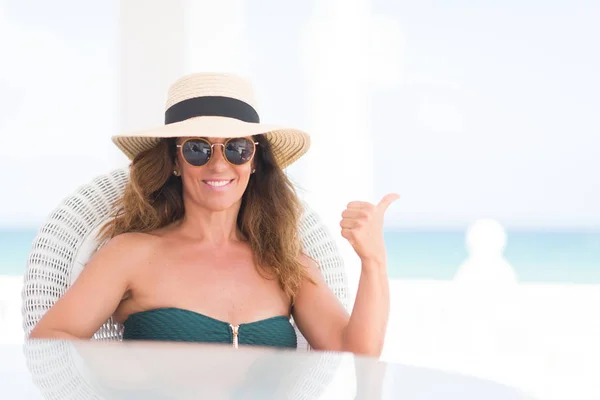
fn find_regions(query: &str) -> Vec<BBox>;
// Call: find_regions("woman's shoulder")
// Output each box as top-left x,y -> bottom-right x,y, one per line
297,252 -> 319,271
104,231 -> 161,248
95,232 -> 163,266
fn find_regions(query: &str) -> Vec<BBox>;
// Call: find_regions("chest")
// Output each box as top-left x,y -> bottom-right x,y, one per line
129,243 -> 289,323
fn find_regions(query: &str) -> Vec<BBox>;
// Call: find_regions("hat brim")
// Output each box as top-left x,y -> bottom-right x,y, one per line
112,116 -> 310,170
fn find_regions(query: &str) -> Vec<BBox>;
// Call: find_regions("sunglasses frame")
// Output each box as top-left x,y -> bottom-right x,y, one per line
176,137 -> 259,167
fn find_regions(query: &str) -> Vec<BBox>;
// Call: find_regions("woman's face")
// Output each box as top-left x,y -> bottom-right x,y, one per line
175,137 -> 255,212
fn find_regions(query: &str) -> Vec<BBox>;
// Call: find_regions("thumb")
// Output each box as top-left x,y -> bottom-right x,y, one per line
377,193 -> 400,212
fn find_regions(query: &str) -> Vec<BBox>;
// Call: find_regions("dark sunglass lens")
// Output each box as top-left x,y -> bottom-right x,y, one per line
182,139 -> 211,166
225,138 -> 255,165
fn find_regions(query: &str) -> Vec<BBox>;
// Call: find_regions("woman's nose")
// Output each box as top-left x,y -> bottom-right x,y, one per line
207,143 -> 228,169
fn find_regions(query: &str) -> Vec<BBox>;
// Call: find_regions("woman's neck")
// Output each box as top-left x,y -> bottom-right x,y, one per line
175,203 -> 243,245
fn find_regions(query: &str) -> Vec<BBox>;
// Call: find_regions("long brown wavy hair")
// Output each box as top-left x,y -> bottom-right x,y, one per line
99,135 -> 312,301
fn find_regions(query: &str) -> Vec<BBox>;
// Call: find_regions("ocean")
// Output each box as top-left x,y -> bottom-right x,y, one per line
1,229 -> 599,284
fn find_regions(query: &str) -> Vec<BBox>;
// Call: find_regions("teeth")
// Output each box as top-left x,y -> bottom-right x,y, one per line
205,180 -> 231,187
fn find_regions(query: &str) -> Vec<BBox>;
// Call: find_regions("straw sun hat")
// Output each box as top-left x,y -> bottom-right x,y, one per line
112,72 -> 311,169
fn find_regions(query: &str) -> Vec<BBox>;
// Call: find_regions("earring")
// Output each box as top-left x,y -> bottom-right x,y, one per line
251,169 -> 256,174
173,170 -> 179,176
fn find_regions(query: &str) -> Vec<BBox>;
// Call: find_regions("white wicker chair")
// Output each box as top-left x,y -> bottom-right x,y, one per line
21,168 -> 349,350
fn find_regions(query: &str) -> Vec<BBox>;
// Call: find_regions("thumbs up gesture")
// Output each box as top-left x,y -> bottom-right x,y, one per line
340,193 -> 400,267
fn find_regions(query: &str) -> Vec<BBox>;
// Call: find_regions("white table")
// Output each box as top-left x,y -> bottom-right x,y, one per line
0,340 -> 534,399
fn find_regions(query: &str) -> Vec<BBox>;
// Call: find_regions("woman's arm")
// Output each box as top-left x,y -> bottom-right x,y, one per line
342,260 -> 390,356
292,257 -> 389,357
292,194 -> 399,357
28,233 -> 153,340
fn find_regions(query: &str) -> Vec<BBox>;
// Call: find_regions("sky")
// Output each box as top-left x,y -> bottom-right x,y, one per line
0,0 -> 598,230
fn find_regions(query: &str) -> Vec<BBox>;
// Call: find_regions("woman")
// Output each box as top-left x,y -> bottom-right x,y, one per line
29,73 -> 398,357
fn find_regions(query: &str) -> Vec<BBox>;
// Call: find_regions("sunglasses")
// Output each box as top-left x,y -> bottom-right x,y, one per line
176,137 -> 259,167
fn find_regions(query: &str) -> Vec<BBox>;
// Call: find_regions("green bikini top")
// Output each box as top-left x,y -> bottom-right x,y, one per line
122,307 -> 297,349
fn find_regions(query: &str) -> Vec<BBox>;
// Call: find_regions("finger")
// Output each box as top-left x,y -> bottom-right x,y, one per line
347,201 -> 375,210
377,193 -> 400,212
340,218 -> 361,229
341,228 -> 353,241
341,209 -> 369,220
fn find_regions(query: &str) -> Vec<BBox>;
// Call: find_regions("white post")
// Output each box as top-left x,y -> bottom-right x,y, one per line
300,0 -> 376,310
183,0 -> 248,74
116,0 -> 189,163
299,0 -> 404,311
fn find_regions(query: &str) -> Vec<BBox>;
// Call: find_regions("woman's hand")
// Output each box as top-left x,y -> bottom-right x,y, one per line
340,193 -> 400,267
295,193 -> 399,357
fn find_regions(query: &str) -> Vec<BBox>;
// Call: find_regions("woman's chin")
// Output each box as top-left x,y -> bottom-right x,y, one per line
198,198 -> 242,213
